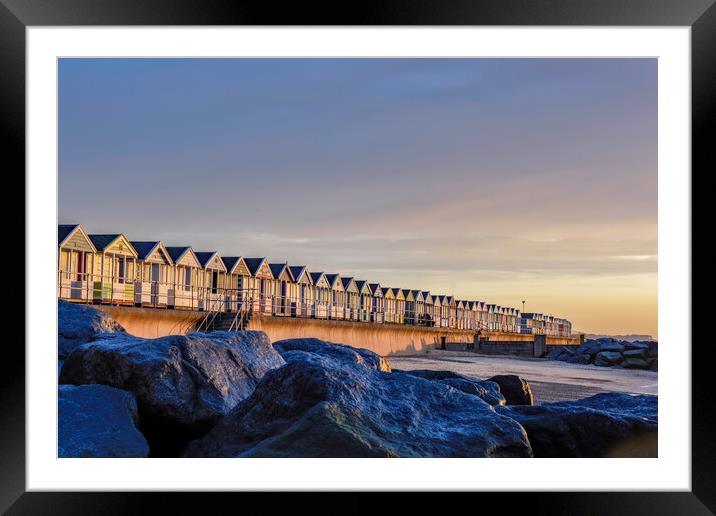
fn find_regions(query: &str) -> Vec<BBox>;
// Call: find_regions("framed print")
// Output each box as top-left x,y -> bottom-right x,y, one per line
6,0 -> 711,512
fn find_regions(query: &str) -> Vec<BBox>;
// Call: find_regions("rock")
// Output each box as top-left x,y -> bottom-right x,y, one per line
394,369 -> 505,406
576,340 -> 602,357
649,358 -> 658,371
598,341 -> 625,353
593,356 -> 610,367
622,357 -> 649,369
623,348 -> 648,360
488,375 -> 535,405
185,357 -> 532,458
60,330 -> 285,455
624,341 -> 649,351
58,384 -> 149,458
564,353 -> 591,365
58,299 -> 126,358
497,392 -> 657,457
645,341 -> 658,358
595,350 -> 623,365
273,338 -> 391,372
58,360 -> 64,379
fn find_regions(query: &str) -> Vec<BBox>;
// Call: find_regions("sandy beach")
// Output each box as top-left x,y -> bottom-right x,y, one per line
389,350 -> 658,403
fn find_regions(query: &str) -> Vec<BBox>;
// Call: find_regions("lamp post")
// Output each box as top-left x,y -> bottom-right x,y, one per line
521,300 -> 526,313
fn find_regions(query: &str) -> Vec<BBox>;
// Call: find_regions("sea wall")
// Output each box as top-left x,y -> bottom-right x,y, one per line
97,306 -> 206,339
246,315 -> 474,356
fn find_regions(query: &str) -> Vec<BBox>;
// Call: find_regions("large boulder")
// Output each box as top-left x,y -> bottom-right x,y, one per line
598,341 -> 625,353
58,300 -> 125,358
58,384 -> 149,458
594,350 -> 623,367
497,392 -> 657,457
622,357 -> 649,369
184,357 -> 532,458
488,375 -> 535,405
60,331 -> 285,455
623,348 -> 648,360
576,340 -> 602,358
394,369 -> 505,406
273,338 -> 391,372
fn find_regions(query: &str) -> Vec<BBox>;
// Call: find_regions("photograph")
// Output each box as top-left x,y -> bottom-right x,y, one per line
56,57 -> 659,459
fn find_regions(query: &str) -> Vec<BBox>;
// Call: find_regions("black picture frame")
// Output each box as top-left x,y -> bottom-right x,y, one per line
5,0 -> 710,513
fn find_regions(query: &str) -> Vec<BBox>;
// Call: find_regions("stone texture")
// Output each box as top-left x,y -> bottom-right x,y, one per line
394,369 -> 505,406
58,299 -> 125,358
58,384 -> 149,458
488,375 -> 535,405
273,337 -> 391,372
497,392 -> 657,457
185,353 -> 532,458
60,330 -> 285,454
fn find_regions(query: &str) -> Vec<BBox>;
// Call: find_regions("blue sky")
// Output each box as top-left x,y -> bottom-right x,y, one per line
59,58 -> 657,335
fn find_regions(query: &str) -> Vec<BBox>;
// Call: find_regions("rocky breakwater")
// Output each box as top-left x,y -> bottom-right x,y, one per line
57,304 -> 657,458
548,338 -> 658,371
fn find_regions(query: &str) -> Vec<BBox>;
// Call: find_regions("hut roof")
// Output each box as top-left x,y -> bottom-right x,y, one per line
88,234 -> 137,256
243,258 -> 267,276
325,273 -> 342,289
58,224 -> 78,245
368,283 -> 383,295
166,246 -> 194,263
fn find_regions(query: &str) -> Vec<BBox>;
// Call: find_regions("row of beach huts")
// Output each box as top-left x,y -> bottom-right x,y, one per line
57,224 -> 573,336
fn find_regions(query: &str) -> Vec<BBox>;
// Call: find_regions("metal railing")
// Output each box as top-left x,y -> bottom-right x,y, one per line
57,270 -> 572,336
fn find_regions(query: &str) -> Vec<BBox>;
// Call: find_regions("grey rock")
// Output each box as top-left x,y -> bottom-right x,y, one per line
394,369 -> 505,406
622,357 -> 649,369
576,340 -> 602,357
488,375 -> 535,405
623,348 -> 648,360
497,392 -> 657,457
564,353 -> 591,365
273,338 -> 391,372
58,299 -> 125,358
598,341 -> 625,353
60,330 -> 285,454
595,351 -> 623,364
59,384 -> 149,458
624,341 -> 649,351
185,355 -> 532,458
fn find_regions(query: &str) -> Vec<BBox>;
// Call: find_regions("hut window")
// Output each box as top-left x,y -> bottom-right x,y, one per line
211,271 -> 218,293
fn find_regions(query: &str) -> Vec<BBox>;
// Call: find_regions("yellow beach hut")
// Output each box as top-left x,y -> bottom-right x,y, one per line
166,246 -> 202,310
58,224 -> 97,301
130,241 -> 174,307
310,272 -> 331,319
88,234 -> 138,305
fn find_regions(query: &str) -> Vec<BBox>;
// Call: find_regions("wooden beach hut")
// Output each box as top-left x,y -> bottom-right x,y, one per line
244,258 -> 274,315
130,241 -> 174,307
341,277 -> 360,321
446,296 -> 456,328
166,246 -> 202,310
437,295 -> 450,328
432,294 -> 442,328
195,252 -> 228,312
289,266 -> 313,317
269,263 -> 295,316
325,274 -> 345,320
382,288 -> 396,323
221,256 -> 251,312
421,292 -> 434,326
58,224 -> 97,301
394,288 -> 406,324
368,283 -> 384,323
354,280 -> 373,322
401,289 -> 415,325
455,300 -> 466,329
310,272 -> 331,319
88,234 -> 138,305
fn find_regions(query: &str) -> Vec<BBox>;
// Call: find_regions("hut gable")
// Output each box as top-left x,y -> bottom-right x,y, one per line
310,272 -> 330,288
422,291 -> 432,303
355,280 -> 372,295
368,283 -> 383,297
222,256 -> 251,276
411,290 -> 424,302
244,258 -> 273,279
383,288 -> 396,299
395,289 -> 405,300
341,277 -> 359,293
195,252 -> 227,272
58,224 -> 96,253
269,263 -> 294,282
166,246 -> 201,268
130,241 -> 173,264
325,274 -> 343,291
289,266 -> 313,285
89,234 -> 137,257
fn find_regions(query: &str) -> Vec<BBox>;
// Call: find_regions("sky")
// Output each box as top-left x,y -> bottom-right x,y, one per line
58,58 -> 657,337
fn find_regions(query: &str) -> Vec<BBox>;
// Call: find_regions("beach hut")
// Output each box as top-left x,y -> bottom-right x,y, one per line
421,292 -> 434,327
269,263 -> 295,316
310,272 -> 331,319
244,258 -> 274,315
437,296 -> 450,328
382,288 -> 396,323
289,266 -> 313,317
368,283 -> 384,323
221,256 -> 251,312
88,234 -> 138,305
166,246 -> 202,310
195,252 -> 228,312
445,296 -> 456,328
354,280 -> 373,322
341,277 -> 360,321
431,294 -> 441,328
325,274 -> 345,320
455,300 -> 466,329
394,289 -> 406,324
130,241 -> 173,307
58,224 -> 97,301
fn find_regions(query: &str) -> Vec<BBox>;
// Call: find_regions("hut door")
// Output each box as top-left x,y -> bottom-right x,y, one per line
151,263 -> 160,283
211,271 -> 218,293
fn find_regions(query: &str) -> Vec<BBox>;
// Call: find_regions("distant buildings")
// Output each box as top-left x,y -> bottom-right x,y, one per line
58,223 -> 572,336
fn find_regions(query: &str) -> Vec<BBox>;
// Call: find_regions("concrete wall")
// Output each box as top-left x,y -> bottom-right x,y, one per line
478,339 -> 535,357
246,315 -> 474,356
97,305 -> 206,339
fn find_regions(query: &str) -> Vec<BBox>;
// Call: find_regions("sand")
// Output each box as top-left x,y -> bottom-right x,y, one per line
388,350 -> 658,403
